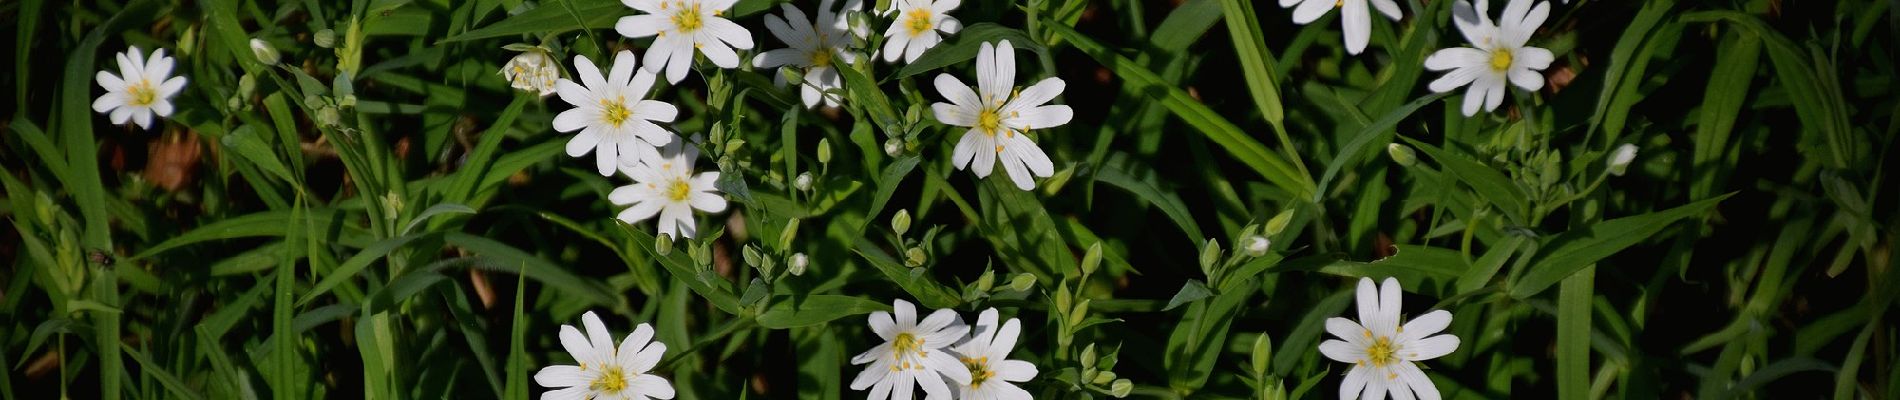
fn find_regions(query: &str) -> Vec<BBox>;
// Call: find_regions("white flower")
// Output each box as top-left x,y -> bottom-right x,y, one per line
1280,0 -> 1403,55
615,0 -> 756,84
1424,0 -> 1554,116
610,139 -> 727,239
754,0 -> 864,108
930,40 -> 1070,191
554,50 -> 678,176
92,46 -> 187,130
501,48 -> 561,97
880,0 -> 962,64
947,308 -> 1037,400
534,311 -> 675,400
1319,277 -> 1460,400
1607,143 -> 1638,176
851,299 -> 972,400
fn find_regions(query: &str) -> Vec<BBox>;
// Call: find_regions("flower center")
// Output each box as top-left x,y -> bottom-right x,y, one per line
892,333 -> 921,355
976,109 -> 1004,136
600,97 -> 633,128
906,8 -> 934,36
666,179 -> 693,202
962,357 -> 995,388
810,50 -> 833,67
126,80 -> 157,106
1364,335 -> 1397,367
589,367 -> 628,392
672,4 -> 704,32
1489,49 -> 1514,71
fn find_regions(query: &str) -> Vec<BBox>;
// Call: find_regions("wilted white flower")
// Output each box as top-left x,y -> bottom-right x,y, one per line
948,308 -> 1038,400
880,0 -> 962,63
754,0 -> 865,108
500,48 -> 561,97
611,139 -> 727,239
92,46 -> 187,130
931,40 -> 1071,191
851,299 -> 972,400
1319,277 -> 1460,400
1607,143 -> 1638,176
553,50 -> 678,176
1424,0 -> 1554,116
1280,0 -> 1403,55
615,0 -> 756,83
534,311 -> 675,400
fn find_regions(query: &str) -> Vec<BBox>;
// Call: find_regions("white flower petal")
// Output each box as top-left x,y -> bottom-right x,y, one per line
1399,310 -> 1453,342
558,324 -> 595,364
999,146 -> 1035,190
1325,317 -> 1372,346
664,38 -> 694,83
1515,46 -> 1554,70
629,339 -> 666,373
1339,365 -> 1369,400
870,310 -> 899,340
915,308 -> 961,337
660,202 -> 696,238
1397,361 -> 1440,400
688,191 -> 727,213
904,31 -> 938,63
923,351 -> 971,384
1354,278 -> 1380,332
92,93 -> 124,113
933,74 -> 982,108
1423,48 -> 1486,71
970,136 -> 997,178
1507,67 -> 1544,91
576,55 -> 608,90
541,386 -> 588,400
697,38 -> 742,68
982,40 -> 1016,104
951,131 -> 982,170
157,76 -> 187,98
609,50 -> 638,86
616,14 -> 667,38
1318,339 -> 1363,364
631,374 -> 676,399
109,106 -> 133,125
994,359 -> 1038,382
96,71 -> 125,91
704,17 -> 754,49
1010,105 -> 1072,131
1291,0 -> 1334,24
1377,277 -> 1402,335
1482,74 -> 1507,112
532,365 -> 589,388
990,317 -> 1022,356
617,199 -> 664,224
893,299 -> 918,328
1404,335 -> 1460,361
1371,0 -> 1403,20
581,312 -> 615,361
1363,371 -> 1389,400
753,48 -> 808,68
1341,0 -> 1372,55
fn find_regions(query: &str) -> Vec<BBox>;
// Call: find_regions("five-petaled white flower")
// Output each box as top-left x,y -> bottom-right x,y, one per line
1424,0 -> 1554,116
610,139 -> 727,239
931,40 -> 1070,191
754,0 -> 865,108
616,0 -> 756,84
501,48 -> 562,97
534,311 -> 675,400
880,0 -> 962,64
1319,277 -> 1460,400
1281,0 -> 1403,55
93,46 -> 187,130
554,50 -> 678,176
947,308 -> 1037,400
851,299 -> 972,400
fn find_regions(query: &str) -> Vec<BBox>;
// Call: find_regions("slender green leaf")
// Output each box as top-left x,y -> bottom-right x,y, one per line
1511,194 -> 1731,298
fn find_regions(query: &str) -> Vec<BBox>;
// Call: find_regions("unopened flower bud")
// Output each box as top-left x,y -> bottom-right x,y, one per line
794,172 -> 814,191
1387,143 -> 1418,167
788,253 -> 809,276
1607,143 -> 1638,176
499,48 -> 559,97
250,38 -> 281,66
314,29 -> 337,48
884,138 -> 904,156
1244,235 -> 1271,257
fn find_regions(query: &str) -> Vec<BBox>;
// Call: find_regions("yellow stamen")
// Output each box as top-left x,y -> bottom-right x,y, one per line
600,97 -> 633,127
962,357 -> 996,388
811,50 -> 834,67
666,180 -> 693,201
126,80 -> 158,106
672,3 -> 704,32
976,109 -> 1002,136
589,367 -> 628,392
1364,336 -> 1398,367
1489,49 -> 1514,71
906,8 -> 934,36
